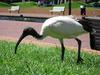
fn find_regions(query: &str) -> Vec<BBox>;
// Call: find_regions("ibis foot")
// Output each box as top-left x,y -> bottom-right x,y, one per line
77,57 -> 83,64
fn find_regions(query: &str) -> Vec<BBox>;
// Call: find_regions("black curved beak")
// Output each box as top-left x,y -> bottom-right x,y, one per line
15,31 -> 28,54
15,27 -> 32,54
15,27 -> 42,54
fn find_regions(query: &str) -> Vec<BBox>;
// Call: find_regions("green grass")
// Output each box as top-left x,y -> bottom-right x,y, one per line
58,2 -> 81,8
0,1 -> 94,9
54,1 -> 92,9
0,1 -> 37,8
12,1 -> 37,8
0,40 -> 100,75
0,2 -> 11,7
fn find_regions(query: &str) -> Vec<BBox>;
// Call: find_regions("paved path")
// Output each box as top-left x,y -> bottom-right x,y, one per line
0,12 -> 58,18
0,20 -> 100,54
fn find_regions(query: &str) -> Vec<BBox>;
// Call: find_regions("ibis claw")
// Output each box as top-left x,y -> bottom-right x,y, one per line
77,57 -> 83,64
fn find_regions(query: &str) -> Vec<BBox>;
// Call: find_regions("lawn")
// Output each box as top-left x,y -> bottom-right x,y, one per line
0,1 -> 38,8
12,1 -> 38,8
55,1 -> 87,8
14,1 -> 92,9
0,2 -> 11,7
0,1 -> 94,8
0,40 -> 100,75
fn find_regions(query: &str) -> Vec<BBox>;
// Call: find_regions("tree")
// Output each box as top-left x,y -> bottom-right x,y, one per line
64,0 -> 67,4
60,0 -> 67,4
57,0 -> 60,4
22,0 -> 25,2
94,0 -> 99,3
84,0 -> 99,3
60,0 -> 63,4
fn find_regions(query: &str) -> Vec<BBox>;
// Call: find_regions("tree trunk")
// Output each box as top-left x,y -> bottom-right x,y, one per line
60,0 -> 63,4
57,0 -> 60,4
64,0 -> 67,4
22,0 -> 25,2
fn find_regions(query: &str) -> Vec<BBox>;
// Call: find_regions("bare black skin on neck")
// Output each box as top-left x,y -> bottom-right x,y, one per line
15,27 -> 43,54
78,18 -> 93,33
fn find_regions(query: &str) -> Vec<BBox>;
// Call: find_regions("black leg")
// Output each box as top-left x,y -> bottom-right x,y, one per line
60,40 -> 65,62
75,38 -> 83,63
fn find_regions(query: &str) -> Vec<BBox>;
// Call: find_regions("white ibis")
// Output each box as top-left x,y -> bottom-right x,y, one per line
15,16 -> 93,63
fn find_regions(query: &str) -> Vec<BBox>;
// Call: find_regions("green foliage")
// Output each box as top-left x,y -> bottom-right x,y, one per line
0,40 -> 100,75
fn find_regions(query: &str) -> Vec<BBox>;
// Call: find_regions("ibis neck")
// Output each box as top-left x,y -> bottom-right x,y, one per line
15,27 -> 43,54
23,27 -> 43,40
34,33 -> 43,40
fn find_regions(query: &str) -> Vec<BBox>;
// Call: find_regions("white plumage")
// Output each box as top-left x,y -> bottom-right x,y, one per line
41,16 -> 85,39
15,15 -> 91,63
